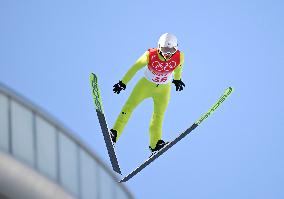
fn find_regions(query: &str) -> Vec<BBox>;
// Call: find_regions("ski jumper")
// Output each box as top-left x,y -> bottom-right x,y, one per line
112,48 -> 184,149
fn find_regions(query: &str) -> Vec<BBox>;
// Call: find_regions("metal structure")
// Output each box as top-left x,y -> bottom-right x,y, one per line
0,82 -> 134,199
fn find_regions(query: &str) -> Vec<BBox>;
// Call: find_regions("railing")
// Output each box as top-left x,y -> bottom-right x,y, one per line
0,82 -> 134,199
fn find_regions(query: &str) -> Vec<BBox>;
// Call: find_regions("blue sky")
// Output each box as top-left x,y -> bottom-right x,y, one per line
1,0 -> 284,198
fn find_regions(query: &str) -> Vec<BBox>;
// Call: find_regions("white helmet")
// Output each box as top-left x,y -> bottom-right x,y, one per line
157,33 -> 178,57
158,33 -> 178,49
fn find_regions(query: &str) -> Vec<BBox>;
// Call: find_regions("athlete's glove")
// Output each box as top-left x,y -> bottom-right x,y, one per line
172,79 -> 185,91
113,80 -> 126,94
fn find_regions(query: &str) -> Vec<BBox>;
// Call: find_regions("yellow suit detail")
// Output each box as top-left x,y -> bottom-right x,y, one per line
112,50 -> 184,148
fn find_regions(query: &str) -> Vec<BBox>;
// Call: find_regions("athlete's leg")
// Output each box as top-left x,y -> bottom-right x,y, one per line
112,78 -> 152,141
149,83 -> 171,149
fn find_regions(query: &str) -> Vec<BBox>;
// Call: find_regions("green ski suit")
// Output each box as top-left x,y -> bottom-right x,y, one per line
112,49 -> 184,149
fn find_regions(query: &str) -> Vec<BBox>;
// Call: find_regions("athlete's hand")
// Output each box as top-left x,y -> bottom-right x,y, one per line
113,80 -> 126,94
172,79 -> 185,91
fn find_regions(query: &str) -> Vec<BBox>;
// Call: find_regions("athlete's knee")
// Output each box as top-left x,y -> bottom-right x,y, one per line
121,106 -> 132,116
152,112 -> 165,122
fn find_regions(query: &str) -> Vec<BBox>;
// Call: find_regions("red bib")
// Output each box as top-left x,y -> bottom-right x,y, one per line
144,48 -> 180,84
148,48 -> 180,73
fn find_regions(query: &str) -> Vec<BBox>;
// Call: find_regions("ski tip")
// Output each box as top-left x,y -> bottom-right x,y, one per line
90,73 -> 94,80
225,87 -> 234,95
90,73 -> 98,83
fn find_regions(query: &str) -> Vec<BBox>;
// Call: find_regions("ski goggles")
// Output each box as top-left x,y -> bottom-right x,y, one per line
160,47 -> 177,55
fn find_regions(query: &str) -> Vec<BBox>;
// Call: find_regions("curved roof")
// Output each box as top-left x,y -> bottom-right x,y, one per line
0,81 -> 134,199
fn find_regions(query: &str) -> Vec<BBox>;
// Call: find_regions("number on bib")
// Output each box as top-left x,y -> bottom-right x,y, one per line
152,76 -> 168,83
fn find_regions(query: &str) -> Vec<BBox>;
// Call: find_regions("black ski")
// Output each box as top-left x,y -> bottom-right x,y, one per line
90,73 -> 122,175
120,87 -> 233,182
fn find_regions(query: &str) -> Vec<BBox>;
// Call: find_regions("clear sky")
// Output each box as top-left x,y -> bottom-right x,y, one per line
1,0 -> 284,198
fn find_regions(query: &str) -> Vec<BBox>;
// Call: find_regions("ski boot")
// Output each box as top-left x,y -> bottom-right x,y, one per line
149,139 -> 169,157
110,129 -> 117,144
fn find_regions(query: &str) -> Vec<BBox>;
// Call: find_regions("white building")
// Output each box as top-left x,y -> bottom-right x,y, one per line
0,82 -> 134,199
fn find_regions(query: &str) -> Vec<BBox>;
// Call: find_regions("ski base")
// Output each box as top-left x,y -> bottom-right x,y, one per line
120,123 -> 198,182
90,73 -> 122,175
119,87 -> 233,182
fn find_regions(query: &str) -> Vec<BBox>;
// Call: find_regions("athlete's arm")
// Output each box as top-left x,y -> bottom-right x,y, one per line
121,51 -> 149,85
172,52 -> 185,91
173,51 -> 184,80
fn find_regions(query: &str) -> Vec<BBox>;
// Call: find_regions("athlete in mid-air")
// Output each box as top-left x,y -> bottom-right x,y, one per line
110,33 -> 185,155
